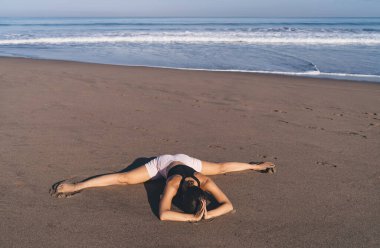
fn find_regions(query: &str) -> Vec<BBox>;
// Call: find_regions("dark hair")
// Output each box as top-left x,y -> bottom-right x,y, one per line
181,185 -> 207,214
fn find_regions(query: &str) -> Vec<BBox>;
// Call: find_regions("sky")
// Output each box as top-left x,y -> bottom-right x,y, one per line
0,0 -> 379,18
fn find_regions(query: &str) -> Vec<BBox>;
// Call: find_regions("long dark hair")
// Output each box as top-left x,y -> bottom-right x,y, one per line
180,182 -> 207,214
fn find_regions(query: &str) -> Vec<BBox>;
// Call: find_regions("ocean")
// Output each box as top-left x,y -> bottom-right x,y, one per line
1,17 -> 380,82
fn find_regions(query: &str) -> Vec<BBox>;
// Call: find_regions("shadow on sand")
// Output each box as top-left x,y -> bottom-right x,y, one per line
50,157 -> 166,218
119,156 -> 166,218
51,156 -> 220,219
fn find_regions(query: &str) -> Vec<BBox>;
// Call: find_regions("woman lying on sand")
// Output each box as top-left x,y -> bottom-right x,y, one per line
51,154 -> 276,222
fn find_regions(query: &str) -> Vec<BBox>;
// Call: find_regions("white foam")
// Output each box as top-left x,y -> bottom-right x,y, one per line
1,35 -> 380,45
135,65 -> 380,82
260,70 -> 377,79
222,69 -> 380,81
241,70 -> 380,79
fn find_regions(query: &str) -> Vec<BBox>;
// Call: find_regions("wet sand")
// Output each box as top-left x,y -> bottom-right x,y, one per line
0,57 -> 379,247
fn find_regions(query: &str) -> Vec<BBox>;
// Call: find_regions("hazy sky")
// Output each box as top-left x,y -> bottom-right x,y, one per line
1,0 -> 379,18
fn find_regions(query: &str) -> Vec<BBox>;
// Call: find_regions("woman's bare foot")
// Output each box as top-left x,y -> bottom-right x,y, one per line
249,161 -> 276,173
58,183 -> 77,193
50,181 -> 80,198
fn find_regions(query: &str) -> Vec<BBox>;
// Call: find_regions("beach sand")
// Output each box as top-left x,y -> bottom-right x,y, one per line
0,57 -> 379,247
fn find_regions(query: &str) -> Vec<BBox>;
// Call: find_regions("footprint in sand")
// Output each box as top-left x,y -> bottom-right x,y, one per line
160,138 -> 179,143
258,154 -> 278,160
278,120 -> 289,124
348,131 -> 367,139
307,126 -> 326,131
191,99 -> 201,107
368,123 -> 380,129
316,161 -> 338,168
317,116 -> 334,120
273,109 -> 287,113
208,144 -> 226,150
363,112 -> 377,116
133,126 -> 148,131
363,112 -> 380,120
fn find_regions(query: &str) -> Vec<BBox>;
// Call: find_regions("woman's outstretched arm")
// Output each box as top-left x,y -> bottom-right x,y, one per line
159,180 -> 205,222
202,177 -> 234,220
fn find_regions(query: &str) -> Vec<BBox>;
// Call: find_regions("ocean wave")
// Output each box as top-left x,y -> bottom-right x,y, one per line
246,70 -> 380,79
1,21 -> 380,27
160,66 -> 380,81
1,53 -> 378,82
98,62 -> 380,81
1,35 -> 380,45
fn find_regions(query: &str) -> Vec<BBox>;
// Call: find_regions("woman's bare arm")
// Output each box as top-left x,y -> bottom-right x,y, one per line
159,180 -> 204,222
202,178 -> 234,220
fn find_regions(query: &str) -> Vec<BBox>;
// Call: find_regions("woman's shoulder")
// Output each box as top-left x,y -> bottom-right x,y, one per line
166,175 -> 182,187
194,173 -> 211,188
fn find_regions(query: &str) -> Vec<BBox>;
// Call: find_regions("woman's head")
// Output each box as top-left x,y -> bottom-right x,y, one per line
180,184 -> 207,214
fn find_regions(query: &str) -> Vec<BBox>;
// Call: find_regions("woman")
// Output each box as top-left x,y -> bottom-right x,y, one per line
51,154 -> 276,222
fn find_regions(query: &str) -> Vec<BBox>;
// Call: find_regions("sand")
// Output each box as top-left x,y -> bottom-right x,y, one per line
0,57 -> 379,247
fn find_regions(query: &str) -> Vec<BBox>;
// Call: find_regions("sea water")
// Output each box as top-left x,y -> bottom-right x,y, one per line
0,17 -> 380,82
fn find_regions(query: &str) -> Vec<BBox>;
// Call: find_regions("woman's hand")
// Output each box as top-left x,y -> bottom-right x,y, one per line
202,199 -> 211,220
191,199 -> 206,222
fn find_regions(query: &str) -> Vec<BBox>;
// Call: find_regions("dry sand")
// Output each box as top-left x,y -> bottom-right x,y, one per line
0,57 -> 379,247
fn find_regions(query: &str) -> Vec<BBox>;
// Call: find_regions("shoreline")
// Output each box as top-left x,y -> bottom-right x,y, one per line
1,55 -> 380,84
1,57 -> 379,247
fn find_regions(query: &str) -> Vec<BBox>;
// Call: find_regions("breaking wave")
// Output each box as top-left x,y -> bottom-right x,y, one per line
1,34 -> 380,45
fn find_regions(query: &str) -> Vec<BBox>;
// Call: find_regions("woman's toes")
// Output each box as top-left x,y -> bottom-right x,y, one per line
57,184 -> 63,191
57,183 -> 76,193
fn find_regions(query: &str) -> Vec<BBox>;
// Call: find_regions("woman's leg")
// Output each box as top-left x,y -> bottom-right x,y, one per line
56,165 -> 152,194
201,161 -> 275,176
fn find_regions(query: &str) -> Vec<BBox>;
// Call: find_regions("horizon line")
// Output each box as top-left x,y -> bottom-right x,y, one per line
1,16 -> 380,19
